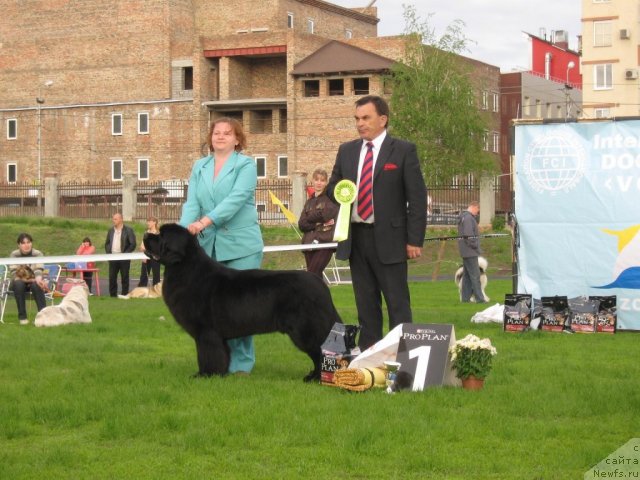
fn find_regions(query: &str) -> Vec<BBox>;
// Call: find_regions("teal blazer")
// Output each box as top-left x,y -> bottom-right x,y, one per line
179,152 -> 263,262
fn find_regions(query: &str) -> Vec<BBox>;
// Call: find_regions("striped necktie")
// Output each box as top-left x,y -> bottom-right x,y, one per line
357,142 -> 374,220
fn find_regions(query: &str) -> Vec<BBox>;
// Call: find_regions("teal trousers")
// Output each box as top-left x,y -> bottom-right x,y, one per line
219,251 -> 263,373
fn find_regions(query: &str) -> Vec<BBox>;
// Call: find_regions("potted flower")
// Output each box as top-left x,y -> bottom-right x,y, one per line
448,334 -> 497,390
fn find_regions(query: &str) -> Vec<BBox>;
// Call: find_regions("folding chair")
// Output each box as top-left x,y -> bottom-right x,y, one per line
0,265 -> 8,324
0,263 -> 61,324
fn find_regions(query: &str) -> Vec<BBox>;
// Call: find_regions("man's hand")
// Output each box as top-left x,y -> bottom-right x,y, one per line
406,245 -> 422,259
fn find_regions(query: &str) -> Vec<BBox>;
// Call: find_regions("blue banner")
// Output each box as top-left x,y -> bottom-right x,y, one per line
515,120 -> 640,330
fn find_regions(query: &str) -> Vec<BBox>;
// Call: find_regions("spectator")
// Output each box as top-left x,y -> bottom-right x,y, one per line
76,237 -> 96,293
105,212 -> 137,297
9,233 -> 47,325
457,200 -> 486,303
298,168 -> 338,278
138,216 -> 161,287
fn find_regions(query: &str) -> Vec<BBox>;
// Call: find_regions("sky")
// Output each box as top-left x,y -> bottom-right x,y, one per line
332,0 -> 582,72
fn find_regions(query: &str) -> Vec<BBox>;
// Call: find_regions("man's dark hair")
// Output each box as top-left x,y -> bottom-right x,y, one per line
17,233 -> 33,244
355,95 -> 390,127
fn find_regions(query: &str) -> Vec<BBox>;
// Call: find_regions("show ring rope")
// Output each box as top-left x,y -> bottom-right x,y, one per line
0,234 -> 509,266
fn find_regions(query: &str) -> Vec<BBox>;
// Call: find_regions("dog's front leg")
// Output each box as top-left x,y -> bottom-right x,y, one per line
194,329 -> 229,377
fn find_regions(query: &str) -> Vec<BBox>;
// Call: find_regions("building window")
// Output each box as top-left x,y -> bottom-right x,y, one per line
594,64 -> 613,89
138,112 -> 149,134
492,92 -> 499,112
353,77 -> 369,95
307,18 -> 314,34
492,132 -> 499,153
112,114 -> 123,136
329,78 -> 344,96
595,108 -> 611,118
593,21 -> 612,47
287,12 -> 293,28
345,29 -> 352,39
279,109 -> 287,133
303,80 -> 320,97
483,131 -> 489,151
138,158 -> 149,180
7,163 -> 17,183
250,110 -> 273,134
112,159 -> 123,181
183,67 -> 193,91
7,118 -> 17,139
481,91 -> 489,110
277,156 -> 288,177
217,111 -> 243,126
255,156 -> 266,178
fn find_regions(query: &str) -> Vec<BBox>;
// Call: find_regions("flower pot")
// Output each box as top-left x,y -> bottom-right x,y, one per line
461,375 -> 485,390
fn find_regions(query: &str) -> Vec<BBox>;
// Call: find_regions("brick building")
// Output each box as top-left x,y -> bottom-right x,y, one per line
0,0 -> 500,191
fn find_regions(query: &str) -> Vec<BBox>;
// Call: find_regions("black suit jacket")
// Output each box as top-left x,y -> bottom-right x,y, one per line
328,134 -> 427,264
105,225 -> 137,254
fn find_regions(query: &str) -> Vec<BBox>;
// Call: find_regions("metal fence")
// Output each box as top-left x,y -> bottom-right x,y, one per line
0,182 -> 44,217
0,178 -> 511,224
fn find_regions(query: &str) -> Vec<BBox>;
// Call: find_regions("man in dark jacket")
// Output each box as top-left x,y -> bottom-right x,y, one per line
457,201 -> 486,303
105,212 -> 137,297
327,95 -> 427,349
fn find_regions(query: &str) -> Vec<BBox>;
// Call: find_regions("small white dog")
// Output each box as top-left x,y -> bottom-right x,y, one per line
34,285 -> 92,327
454,256 -> 490,303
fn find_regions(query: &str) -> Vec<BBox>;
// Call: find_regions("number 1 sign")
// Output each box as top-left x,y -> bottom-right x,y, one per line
395,324 -> 458,391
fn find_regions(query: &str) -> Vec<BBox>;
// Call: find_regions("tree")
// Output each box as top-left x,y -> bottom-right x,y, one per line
388,6 -> 498,185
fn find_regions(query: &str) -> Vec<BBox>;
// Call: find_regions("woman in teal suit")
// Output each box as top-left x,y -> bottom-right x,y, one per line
180,117 -> 264,375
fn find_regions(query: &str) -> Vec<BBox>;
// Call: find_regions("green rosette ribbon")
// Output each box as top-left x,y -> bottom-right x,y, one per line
333,179 -> 357,242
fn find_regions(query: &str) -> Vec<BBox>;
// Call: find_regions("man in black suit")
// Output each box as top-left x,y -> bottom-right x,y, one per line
105,212 -> 137,297
328,95 -> 427,350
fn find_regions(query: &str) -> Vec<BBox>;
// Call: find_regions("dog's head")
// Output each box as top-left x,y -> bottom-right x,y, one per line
144,223 -> 196,266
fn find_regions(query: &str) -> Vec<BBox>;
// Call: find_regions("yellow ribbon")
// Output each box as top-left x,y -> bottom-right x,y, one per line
333,179 -> 356,242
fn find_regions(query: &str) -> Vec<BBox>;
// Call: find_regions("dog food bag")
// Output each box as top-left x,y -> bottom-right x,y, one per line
540,296 -> 569,332
503,294 -> 533,332
320,323 -> 361,386
568,296 -> 597,333
590,295 -> 617,334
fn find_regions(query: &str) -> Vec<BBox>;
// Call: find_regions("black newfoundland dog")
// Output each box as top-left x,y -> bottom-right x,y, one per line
144,223 -> 342,382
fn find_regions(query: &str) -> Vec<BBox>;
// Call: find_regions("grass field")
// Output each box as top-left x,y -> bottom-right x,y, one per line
1,218 -> 636,478
1,277 -> 638,479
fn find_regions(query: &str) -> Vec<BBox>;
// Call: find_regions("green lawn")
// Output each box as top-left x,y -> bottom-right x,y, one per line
1,276 -> 637,479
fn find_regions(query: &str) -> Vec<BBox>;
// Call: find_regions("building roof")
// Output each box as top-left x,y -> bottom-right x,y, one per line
295,0 -> 378,25
291,40 -> 395,76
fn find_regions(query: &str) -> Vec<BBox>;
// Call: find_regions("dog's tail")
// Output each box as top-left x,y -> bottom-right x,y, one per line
478,256 -> 489,272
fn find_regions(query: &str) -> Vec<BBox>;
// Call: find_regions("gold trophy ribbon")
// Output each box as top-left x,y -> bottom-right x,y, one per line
333,179 -> 357,242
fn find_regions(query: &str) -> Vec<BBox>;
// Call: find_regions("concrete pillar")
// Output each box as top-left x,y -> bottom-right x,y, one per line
122,174 -> 137,222
291,171 -> 308,221
44,176 -> 59,217
218,57 -> 230,100
479,176 -> 495,227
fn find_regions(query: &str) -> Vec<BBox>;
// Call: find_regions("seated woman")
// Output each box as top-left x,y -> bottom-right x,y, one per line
9,233 -> 47,325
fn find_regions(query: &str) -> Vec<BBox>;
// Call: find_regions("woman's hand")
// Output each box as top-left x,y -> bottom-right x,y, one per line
187,218 -> 211,235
